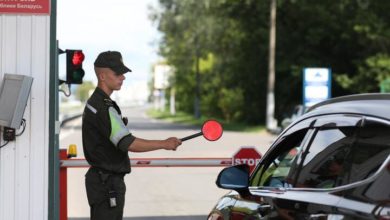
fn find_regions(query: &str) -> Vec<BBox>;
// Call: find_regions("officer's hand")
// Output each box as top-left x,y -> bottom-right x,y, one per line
164,137 -> 182,151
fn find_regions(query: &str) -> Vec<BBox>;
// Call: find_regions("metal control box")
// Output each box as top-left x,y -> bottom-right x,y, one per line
0,74 -> 33,129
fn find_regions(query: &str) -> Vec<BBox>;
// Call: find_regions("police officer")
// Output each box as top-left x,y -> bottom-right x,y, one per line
82,51 -> 182,220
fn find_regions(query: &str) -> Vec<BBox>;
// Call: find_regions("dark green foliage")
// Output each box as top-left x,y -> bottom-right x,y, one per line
150,0 -> 390,124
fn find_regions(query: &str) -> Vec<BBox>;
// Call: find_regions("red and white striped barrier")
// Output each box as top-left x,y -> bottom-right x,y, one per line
59,150 -> 233,220
59,147 -> 261,220
60,157 -> 232,168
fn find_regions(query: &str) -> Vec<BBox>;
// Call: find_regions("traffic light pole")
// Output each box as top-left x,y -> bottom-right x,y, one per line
49,4 -> 60,219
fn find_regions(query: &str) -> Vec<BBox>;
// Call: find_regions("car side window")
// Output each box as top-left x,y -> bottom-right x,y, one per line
295,127 -> 356,188
250,129 -> 310,188
346,118 -> 390,184
295,118 -> 390,189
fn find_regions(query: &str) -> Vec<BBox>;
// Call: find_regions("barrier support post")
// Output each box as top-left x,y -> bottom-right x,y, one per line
60,149 -> 68,220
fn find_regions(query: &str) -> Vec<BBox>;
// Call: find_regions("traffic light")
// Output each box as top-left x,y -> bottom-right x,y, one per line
66,49 -> 85,84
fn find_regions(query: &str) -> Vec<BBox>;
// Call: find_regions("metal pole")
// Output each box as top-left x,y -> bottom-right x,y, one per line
49,4 -> 60,217
59,149 -> 68,220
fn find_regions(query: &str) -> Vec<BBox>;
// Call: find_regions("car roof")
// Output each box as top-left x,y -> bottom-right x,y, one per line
304,93 -> 390,120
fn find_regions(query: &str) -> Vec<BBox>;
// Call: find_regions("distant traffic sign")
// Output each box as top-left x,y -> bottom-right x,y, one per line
232,147 -> 262,174
303,67 -> 331,107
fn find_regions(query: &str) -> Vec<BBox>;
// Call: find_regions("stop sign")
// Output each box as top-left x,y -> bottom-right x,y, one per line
232,147 -> 262,174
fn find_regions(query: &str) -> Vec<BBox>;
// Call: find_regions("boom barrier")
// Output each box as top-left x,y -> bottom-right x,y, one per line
61,157 -> 232,168
59,149 -> 233,220
59,146 -> 262,220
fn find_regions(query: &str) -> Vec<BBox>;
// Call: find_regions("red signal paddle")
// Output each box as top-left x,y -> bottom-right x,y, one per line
181,120 -> 223,142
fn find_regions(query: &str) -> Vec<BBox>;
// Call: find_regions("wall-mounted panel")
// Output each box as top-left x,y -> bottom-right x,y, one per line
0,14 -> 50,220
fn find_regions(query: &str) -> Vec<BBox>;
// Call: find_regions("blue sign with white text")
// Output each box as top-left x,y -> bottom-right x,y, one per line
303,68 -> 331,107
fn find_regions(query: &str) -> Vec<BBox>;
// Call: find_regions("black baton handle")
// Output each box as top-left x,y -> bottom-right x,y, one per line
180,132 -> 203,142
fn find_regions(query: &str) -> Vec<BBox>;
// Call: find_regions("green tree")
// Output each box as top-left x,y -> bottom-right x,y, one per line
75,81 -> 95,102
151,0 -> 390,124
218,88 -> 244,122
336,54 -> 390,93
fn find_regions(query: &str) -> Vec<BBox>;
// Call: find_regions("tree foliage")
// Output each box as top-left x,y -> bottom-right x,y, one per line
75,81 -> 95,102
150,0 -> 390,124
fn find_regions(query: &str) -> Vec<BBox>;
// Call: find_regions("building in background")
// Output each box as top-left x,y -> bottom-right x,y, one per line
153,63 -> 174,113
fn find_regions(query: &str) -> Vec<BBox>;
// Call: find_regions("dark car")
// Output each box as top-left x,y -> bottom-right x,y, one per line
208,93 -> 390,220
280,104 -> 305,131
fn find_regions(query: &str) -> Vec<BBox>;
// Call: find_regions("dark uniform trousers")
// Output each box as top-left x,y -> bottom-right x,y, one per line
85,167 -> 126,220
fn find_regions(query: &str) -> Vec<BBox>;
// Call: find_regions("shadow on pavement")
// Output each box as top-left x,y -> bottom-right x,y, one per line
70,216 -> 207,220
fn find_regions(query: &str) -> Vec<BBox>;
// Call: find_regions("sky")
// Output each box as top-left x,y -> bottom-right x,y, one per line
57,0 -> 161,102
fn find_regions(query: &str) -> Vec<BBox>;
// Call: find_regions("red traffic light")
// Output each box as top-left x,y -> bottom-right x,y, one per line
65,49 -> 85,84
72,51 -> 85,66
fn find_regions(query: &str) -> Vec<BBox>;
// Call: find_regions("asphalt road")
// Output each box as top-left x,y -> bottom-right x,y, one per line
60,105 -> 276,219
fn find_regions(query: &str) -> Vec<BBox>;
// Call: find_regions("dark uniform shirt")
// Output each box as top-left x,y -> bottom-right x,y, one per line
82,87 -> 135,174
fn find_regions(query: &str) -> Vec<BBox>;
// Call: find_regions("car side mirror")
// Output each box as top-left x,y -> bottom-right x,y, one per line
216,164 -> 250,195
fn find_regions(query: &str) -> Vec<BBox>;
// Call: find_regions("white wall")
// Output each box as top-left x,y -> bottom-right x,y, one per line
0,15 -> 50,220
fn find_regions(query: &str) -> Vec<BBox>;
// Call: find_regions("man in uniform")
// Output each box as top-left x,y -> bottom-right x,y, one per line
82,51 -> 182,220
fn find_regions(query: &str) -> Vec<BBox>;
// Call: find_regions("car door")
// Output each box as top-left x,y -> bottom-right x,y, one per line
226,123 -> 314,219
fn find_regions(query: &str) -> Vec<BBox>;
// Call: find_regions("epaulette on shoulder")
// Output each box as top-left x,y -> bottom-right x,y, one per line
103,99 -> 114,107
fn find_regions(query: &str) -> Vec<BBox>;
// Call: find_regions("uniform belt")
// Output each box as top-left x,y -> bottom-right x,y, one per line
90,166 -> 126,178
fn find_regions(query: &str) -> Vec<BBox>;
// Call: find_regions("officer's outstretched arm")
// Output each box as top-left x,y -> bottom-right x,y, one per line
128,137 -> 182,152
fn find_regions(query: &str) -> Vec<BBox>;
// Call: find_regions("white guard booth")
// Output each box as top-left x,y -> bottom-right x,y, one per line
0,1 -> 59,220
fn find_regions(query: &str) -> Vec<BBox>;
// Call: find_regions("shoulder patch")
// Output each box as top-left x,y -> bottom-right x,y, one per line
104,99 -> 114,107
86,103 -> 97,114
